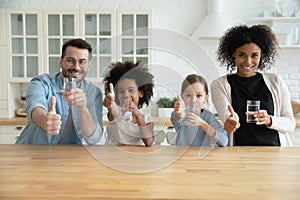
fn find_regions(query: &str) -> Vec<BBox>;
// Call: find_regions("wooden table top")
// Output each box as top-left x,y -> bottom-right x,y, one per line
0,116 -> 173,127
1,145 -> 300,199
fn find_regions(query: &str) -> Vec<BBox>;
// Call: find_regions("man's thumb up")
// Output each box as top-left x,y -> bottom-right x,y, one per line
49,96 -> 56,114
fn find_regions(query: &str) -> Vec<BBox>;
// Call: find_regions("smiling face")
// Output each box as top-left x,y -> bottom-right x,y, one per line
60,46 -> 90,84
117,78 -> 143,106
233,42 -> 262,77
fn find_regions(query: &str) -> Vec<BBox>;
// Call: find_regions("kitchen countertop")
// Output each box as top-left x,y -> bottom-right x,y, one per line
1,145 -> 300,199
0,116 -> 298,127
0,116 -> 173,127
0,117 -> 27,126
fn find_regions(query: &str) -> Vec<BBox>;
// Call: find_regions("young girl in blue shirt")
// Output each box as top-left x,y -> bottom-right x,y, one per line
170,74 -> 228,146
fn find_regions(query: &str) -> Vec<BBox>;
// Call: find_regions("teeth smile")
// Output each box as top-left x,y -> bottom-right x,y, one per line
243,66 -> 252,69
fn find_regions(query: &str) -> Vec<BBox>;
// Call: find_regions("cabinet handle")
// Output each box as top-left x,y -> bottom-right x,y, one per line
16,126 -> 23,130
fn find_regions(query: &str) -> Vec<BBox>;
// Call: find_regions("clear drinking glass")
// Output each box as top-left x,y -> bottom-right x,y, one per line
64,77 -> 76,91
120,97 -> 132,121
183,102 -> 197,125
63,77 -> 76,106
246,100 -> 260,123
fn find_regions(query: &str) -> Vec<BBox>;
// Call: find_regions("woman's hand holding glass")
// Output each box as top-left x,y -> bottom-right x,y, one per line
248,110 -> 272,126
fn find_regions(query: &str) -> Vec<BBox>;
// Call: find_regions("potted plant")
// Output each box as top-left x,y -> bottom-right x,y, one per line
156,97 -> 177,117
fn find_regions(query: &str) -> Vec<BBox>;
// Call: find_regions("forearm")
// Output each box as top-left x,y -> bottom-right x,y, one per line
200,121 -> 216,138
31,107 -> 48,130
107,103 -> 121,121
78,106 -> 97,137
139,122 -> 154,147
135,112 -> 147,127
134,112 -> 154,146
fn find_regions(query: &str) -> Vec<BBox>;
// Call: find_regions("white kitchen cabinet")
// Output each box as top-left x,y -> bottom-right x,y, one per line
0,125 -> 24,144
82,11 -> 116,81
6,10 -> 151,83
118,11 -> 151,66
7,10 -> 42,82
0,9 -> 5,45
45,11 -> 79,75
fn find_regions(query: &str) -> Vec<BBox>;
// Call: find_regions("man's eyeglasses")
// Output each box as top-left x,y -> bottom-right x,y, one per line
65,58 -> 89,67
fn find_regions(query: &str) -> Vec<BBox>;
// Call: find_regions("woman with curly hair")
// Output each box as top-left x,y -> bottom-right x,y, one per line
211,24 -> 295,146
103,61 -> 154,146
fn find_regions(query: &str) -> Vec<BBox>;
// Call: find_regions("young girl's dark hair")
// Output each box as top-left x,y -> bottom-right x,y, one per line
103,61 -> 154,109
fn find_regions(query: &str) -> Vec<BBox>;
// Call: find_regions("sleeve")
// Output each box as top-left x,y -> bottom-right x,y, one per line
81,86 -> 104,145
139,112 -> 154,139
268,75 -> 296,133
170,111 -> 184,133
25,77 -> 51,123
105,120 -> 120,145
206,112 -> 229,147
210,76 -> 232,124
105,110 -> 151,145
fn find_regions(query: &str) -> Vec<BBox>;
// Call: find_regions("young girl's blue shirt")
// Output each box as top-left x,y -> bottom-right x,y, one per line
170,109 -> 228,146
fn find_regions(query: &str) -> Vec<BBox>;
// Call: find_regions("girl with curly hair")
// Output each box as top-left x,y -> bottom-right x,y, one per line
211,24 -> 295,146
103,61 -> 154,146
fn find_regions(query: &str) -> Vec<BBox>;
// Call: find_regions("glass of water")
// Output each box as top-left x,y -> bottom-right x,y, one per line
119,97 -> 132,121
64,77 -> 76,91
183,102 -> 197,126
246,100 -> 260,123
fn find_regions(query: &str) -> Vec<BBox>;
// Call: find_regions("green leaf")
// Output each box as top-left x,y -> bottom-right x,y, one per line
156,97 -> 177,108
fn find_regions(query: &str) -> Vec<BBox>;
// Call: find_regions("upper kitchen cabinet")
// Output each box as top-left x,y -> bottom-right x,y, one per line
118,11 -> 151,67
0,9 -> 5,45
45,11 -> 79,75
7,10 -> 42,82
6,10 -> 151,83
82,11 -> 116,81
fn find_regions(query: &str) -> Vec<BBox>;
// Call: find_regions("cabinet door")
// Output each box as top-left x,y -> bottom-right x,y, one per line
82,11 -> 115,81
8,11 -> 41,82
0,9 -> 5,45
45,12 -> 79,75
0,125 -> 24,144
118,12 -> 151,66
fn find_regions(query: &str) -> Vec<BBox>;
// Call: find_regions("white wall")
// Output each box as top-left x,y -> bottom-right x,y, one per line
0,0 -> 300,117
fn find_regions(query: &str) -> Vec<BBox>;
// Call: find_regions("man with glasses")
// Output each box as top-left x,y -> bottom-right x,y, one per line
16,38 -> 103,144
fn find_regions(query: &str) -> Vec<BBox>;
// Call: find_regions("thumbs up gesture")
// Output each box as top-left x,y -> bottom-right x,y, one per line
103,83 -> 115,109
174,95 -> 185,118
224,105 -> 240,134
44,96 -> 61,135
103,83 -> 120,121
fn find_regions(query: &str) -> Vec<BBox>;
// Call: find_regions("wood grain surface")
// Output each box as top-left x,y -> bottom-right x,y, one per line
1,145 -> 300,199
0,117 -> 173,127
